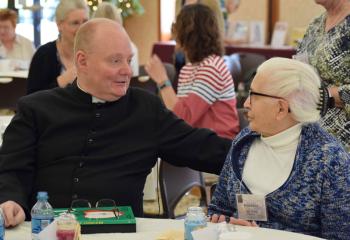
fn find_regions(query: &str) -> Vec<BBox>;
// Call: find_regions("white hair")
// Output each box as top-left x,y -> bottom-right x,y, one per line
55,0 -> 89,23
257,57 -> 321,123
93,2 -> 123,25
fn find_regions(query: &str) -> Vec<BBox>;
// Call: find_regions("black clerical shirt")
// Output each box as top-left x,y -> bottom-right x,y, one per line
0,82 -> 231,218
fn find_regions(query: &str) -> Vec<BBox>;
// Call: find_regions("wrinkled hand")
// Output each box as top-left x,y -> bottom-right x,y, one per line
210,214 -> 258,227
145,54 -> 168,85
0,201 -> 25,227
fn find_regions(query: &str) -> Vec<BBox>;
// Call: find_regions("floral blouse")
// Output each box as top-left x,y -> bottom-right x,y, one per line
297,13 -> 350,151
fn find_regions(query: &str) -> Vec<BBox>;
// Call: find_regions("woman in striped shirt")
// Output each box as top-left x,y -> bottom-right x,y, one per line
146,4 -> 239,139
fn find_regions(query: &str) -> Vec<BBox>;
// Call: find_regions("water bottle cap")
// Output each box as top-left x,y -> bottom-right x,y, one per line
37,191 -> 49,200
187,206 -> 203,212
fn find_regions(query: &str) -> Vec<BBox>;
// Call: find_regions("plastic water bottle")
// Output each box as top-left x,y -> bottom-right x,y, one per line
0,207 -> 5,240
31,192 -> 54,240
184,206 -> 207,240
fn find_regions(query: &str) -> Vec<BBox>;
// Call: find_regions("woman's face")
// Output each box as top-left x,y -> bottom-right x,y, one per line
314,0 -> 338,8
57,9 -> 88,44
0,20 -> 16,42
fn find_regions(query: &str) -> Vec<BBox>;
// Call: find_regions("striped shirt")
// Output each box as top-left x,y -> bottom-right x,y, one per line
173,55 -> 239,139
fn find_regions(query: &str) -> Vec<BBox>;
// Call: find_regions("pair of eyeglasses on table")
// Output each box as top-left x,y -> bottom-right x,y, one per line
68,199 -> 120,219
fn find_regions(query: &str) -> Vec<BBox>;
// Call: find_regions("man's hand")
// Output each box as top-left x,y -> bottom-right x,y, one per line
210,214 -> 258,227
0,201 -> 25,227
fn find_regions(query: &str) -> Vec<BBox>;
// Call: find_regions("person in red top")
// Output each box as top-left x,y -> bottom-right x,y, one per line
146,4 -> 239,139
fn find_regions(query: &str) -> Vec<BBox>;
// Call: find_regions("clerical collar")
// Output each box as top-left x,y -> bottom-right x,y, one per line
76,81 -> 106,104
261,123 -> 302,149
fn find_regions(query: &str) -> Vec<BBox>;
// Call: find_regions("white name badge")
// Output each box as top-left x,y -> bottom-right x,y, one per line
235,194 -> 267,221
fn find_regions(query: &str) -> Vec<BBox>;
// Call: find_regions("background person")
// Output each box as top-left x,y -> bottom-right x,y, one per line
296,0 -> 350,151
146,4 -> 239,139
173,0 -> 225,75
93,2 -> 139,77
0,9 -> 35,69
209,57 -> 350,240
0,18 -> 231,228
26,0 -> 89,94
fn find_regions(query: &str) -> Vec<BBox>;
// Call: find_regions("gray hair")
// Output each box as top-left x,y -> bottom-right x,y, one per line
257,57 -> 321,123
93,2 -> 123,24
55,0 -> 89,23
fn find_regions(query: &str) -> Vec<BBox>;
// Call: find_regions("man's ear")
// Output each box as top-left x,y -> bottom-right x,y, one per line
276,99 -> 290,120
75,50 -> 87,69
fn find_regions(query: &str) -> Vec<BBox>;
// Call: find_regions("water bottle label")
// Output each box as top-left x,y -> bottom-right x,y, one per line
32,217 -> 54,234
0,209 -> 4,240
0,227 -> 4,240
185,222 -> 206,240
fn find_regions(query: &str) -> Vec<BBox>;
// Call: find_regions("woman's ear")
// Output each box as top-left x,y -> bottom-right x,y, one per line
276,99 -> 290,120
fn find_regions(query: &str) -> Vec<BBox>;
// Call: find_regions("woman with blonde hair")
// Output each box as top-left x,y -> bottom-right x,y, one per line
27,0 -> 89,94
93,2 -> 139,76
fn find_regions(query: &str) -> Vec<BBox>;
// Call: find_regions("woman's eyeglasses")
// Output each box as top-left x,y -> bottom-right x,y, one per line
248,90 -> 290,112
248,90 -> 285,103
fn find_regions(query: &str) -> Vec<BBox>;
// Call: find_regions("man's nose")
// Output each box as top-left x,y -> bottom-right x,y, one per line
120,62 -> 133,76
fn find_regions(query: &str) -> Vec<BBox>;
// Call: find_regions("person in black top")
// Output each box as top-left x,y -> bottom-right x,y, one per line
26,0 -> 89,94
0,18 -> 231,227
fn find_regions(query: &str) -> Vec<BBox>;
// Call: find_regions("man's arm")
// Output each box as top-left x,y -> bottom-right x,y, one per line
0,98 -> 38,220
156,100 -> 231,174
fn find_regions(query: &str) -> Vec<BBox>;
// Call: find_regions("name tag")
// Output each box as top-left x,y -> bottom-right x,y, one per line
235,194 -> 267,221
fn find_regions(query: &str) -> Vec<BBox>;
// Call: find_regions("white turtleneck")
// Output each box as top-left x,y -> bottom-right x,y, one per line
242,123 -> 302,196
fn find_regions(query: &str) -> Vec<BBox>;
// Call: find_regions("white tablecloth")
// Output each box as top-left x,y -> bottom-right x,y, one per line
5,218 -> 324,240
0,70 -> 28,79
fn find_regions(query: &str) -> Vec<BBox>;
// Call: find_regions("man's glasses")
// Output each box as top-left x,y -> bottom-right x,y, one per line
69,199 -> 120,219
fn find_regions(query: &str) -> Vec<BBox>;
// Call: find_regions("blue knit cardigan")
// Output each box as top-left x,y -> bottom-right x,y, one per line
208,123 -> 350,240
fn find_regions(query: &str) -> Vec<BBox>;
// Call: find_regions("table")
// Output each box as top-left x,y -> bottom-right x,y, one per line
5,218 -> 325,240
0,71 -> 28,110
152,41 -> 296,64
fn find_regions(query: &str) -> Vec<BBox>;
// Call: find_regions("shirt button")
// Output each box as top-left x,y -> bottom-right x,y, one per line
79,162 -> 84,167
72,194 -> 78,199
95,113 -> 101,118
74,178 -> 79,183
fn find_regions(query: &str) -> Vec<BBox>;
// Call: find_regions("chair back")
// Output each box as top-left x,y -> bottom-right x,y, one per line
159,160 -> 207,219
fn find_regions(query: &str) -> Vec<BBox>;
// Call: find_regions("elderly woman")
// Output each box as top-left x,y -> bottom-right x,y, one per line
92,2 -> 139,77
296,0 -> 350,151
26,0 -> 89,94
209,58 -> 350,239
0,9 -> 35,64
146,4 -> 239,139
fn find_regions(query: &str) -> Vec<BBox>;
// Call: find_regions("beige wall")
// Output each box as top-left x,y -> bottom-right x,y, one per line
279,0 -> 324,44
124,0 -> 160,65
123,0 -> 325,64
228,0 -> 269,43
